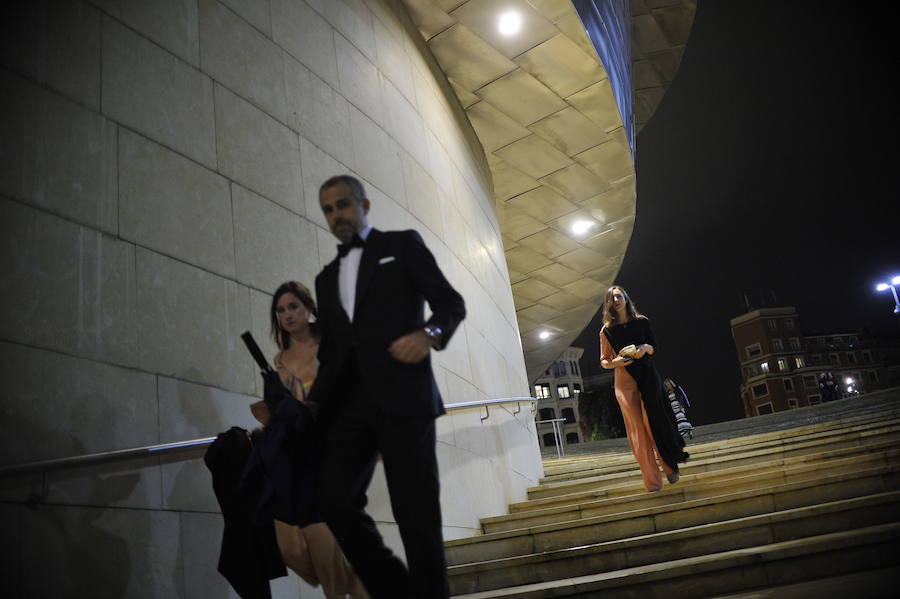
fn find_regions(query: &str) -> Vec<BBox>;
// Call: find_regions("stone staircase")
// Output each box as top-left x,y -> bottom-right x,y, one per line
447,391 -> 900,598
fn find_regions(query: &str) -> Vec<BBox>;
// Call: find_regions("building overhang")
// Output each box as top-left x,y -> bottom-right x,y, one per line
399,0 -> 694,381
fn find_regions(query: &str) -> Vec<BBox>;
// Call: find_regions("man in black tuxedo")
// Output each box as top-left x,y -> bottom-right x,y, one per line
307,175 -> 465,598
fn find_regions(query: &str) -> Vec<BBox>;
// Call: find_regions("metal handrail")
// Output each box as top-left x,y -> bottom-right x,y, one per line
0,397 -> 538,480
535,417 -> 568,458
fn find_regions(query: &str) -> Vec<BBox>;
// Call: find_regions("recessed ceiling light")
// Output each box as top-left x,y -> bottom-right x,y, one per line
539,330 -> 551,340
571,220 -> 594,235
498,11 -> 522,35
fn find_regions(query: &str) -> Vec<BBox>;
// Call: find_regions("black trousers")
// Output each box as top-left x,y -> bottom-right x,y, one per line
317,380 -> 448,599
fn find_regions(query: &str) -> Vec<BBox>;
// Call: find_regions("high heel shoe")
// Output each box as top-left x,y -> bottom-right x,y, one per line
667,470 -> 680,484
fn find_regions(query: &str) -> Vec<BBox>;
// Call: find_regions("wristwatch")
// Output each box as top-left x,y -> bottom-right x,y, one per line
423,325 -> 443,348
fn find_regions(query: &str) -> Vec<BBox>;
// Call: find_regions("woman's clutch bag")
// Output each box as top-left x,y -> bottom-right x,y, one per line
619,344 -> 638,358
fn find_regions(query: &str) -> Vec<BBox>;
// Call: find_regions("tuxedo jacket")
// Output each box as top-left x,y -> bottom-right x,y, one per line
307,228 -> 465,418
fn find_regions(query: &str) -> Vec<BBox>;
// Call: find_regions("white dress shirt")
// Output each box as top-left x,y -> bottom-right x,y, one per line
338,225 -> 372,322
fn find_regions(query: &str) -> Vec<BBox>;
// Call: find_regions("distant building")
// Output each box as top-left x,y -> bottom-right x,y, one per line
730,307 -> 889,417
533,347 -> 585,450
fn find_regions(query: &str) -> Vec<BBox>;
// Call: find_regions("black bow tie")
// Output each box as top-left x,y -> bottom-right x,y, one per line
337,234 -> 365,258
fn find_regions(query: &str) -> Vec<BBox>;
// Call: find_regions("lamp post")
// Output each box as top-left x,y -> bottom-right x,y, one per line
875,275 -> 900,314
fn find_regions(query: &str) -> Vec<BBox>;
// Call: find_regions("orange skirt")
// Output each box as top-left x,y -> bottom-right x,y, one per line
614,368 -> 675,492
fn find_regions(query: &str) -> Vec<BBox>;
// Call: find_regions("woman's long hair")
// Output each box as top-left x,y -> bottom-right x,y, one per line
602,285 -> 643,328
270,281 -> 319,350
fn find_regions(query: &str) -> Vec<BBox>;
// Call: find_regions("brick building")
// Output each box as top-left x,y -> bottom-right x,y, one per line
730,307 -> 888,417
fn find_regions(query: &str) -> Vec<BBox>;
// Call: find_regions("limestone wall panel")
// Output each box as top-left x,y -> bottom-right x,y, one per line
0,71 -> 117,233
323,0 -> 378,64
348,105 -> 406,202
219,0 -> 273,37
335,32 -> 385,125
199,0 -> 287,123
271,0 -> 339,89
0,342 -> 157,465
118,129 -> 235,278
91,0 -> 200,66
286,58 -> 355,169
0,199 -> 137,366
17,505 -> 183,599
135,248 -> 254,394
232,183 -> 319,293
0,1 -> 101,109
401,151 -> 442,238
214,84 -> 303,214
101,17 -> 216,168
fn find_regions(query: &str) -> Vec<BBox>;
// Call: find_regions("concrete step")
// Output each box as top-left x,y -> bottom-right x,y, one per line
479,452 -> 900,535
527,427 -> 900,501
450,522 -> 900,598
546,389 -> 900,458
448,490 -> 900,594
446,462 -> 900,566
510,440 -> 900,515
704,564 -> 897,598
541,414 -> 900,482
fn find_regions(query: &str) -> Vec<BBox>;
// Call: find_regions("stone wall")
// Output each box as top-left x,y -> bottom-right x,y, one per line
0,1 -> 541,596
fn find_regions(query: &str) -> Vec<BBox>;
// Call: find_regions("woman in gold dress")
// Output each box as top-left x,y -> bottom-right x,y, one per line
254,281 -> 367,598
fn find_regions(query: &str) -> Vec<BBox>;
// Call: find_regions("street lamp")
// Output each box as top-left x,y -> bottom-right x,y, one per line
875,275 -> 900,314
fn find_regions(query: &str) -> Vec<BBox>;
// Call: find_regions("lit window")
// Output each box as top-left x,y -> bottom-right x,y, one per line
534,384 -> 551,399
573,383 -> 582,394
794,356 -> 805,368
777,359 -> 788,372
760,362 -> 770,373
557,385 -> 571,399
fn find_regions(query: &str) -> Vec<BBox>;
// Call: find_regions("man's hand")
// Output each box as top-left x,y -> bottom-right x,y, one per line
389,330 -> 432,363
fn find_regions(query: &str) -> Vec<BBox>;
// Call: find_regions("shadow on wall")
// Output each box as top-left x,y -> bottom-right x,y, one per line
0,412 -> 139,598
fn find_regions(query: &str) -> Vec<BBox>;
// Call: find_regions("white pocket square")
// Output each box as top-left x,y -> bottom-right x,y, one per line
378,256 -> 396,265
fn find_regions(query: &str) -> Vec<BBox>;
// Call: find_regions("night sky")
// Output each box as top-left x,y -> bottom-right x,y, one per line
574,1 -> 898,424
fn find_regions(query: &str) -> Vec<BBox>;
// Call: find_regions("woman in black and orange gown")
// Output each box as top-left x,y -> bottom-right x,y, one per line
599,286 -> 689,492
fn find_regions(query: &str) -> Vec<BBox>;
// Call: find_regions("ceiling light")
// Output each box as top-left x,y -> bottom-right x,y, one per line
571,220 -> 594,235
539,330 -> 550,340
498,11 -> 522,35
